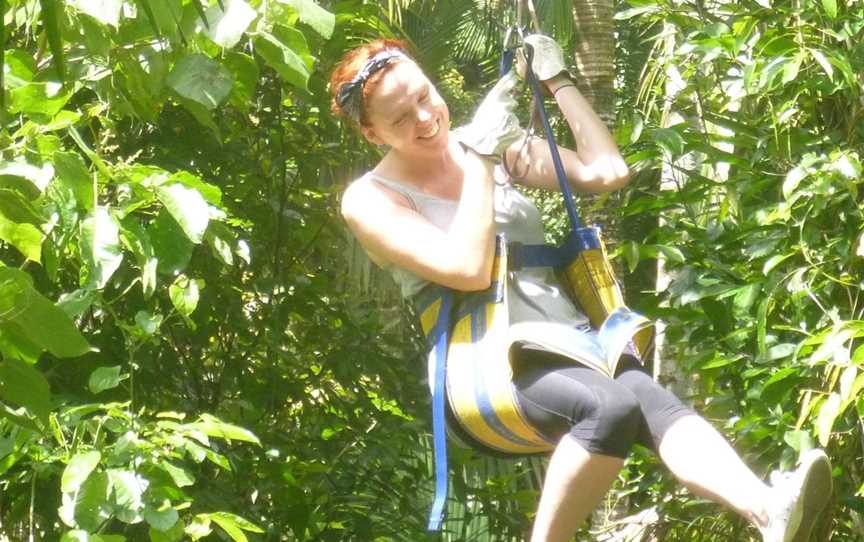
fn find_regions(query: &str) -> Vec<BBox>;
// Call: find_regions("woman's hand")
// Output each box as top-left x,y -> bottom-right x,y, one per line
516,34 -> 570,85
452,71 -> 526,158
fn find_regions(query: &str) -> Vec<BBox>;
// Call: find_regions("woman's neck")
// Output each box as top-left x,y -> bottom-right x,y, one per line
379,136 -> 465,189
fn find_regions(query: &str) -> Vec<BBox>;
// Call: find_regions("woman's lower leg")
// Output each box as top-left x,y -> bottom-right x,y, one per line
530,435 -> 624,542
657,414 -> 770,528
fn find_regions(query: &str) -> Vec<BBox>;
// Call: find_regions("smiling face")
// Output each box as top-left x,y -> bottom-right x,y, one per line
360,61 -> 450,156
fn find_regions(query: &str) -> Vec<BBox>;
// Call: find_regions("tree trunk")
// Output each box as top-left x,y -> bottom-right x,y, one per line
570,0 -> 616,127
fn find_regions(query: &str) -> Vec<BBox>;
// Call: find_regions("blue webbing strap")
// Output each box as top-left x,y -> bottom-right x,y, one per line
427,290 -> 453,533
500,48 -> 516,77
509,242 -> 563,270
523,44 -> 584,231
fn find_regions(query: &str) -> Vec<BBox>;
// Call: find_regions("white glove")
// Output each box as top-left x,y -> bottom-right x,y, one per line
452,70 -> 526,158
518,33 -> 569,82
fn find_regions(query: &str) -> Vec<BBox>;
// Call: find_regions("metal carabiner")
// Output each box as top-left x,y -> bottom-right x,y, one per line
502,25 -> 522,52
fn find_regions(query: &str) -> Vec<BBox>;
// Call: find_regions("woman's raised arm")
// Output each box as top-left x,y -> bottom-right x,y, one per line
504,36 -> 630,194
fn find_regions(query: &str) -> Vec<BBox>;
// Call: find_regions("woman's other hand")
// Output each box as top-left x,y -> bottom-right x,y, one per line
452,71 -> 526,159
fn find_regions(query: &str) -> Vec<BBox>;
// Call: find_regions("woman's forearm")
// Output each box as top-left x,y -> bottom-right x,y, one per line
546,75 -> 624,166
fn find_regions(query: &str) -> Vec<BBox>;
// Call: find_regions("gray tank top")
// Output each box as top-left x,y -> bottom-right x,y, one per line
365,168 -> 589,329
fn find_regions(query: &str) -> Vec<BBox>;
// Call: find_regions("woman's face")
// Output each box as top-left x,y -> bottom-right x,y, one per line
361,61 -> 450,155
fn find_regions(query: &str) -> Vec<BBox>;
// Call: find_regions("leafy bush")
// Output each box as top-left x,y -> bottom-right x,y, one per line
615,0 -> 864,537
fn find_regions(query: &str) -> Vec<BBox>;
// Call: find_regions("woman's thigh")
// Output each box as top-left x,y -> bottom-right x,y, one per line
512,348 -> 647,457
512,348 -> 694,454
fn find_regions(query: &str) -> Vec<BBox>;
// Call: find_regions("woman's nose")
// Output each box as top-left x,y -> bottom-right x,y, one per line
416,107 -> 432,123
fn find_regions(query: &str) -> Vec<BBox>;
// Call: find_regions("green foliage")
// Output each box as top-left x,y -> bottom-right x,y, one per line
0,0 -> 467,539
615,0 -> 864,537
3,0 -> 859,538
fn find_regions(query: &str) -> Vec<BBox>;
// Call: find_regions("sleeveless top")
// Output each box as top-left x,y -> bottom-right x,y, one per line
364,166 -> 590,330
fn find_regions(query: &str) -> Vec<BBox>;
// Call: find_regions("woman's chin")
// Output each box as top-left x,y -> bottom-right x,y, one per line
409,134 -> 448,154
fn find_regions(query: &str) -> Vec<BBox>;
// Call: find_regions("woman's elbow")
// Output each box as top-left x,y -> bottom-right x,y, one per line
447,259 -> 493,292
595,156 -> 631,192
460,273 -> 492,292
606,164 -> 631,191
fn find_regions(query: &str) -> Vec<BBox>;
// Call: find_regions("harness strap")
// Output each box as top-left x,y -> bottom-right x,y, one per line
523,44 -> 584,231
427,290 -> 453,533
508,226 -> 604,272
508,242 -> 564,270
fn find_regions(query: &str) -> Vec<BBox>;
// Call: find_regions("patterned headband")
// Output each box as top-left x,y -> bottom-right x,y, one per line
336,49 -> 410,123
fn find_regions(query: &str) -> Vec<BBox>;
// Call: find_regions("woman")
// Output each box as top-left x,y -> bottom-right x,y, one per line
329,37 -> 831,542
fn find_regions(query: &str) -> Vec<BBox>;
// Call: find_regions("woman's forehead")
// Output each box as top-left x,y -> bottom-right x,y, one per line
367,61 -> 427,116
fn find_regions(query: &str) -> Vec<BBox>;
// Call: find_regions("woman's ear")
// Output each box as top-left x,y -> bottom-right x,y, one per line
360,124 -> 385,146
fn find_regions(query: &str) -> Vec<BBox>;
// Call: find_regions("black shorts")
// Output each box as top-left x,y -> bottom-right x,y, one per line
444,347 -> 695,459
511,346 -> 694,458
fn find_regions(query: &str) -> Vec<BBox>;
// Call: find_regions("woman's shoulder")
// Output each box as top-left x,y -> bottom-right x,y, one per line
341,171 -> 413,220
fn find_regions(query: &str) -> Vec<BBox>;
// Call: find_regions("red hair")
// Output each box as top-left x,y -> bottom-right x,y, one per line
329,38 -> 415,126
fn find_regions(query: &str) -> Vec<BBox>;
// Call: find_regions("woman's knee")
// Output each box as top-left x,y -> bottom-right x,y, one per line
576,384 -> 643,458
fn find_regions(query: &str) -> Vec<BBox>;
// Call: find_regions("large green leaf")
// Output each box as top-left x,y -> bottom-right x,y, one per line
156,183 -> 210,244
254,28 -> 311,90
158,460 -> 195,487
223,52 -> 259,109
57,289 -> 97,319
816,393 -> 842,446
4,50 -> 36,88
141,0 -> 184,41
166,54 -> 233,111
0,161 -> 54,192
147,210 -> 194,276
61,451 -> 102,493
39,0 -> 66,80
62,471 -> 112,531
0,262 -> 38,322
0,211 -> 44,262
88,366 -> 127,394
204,222 -> 235,266
187,413 -> 260,445
277,0 -> 335,39
149,520 -> 185,542
0,358 -> 51,422
108,469 -> 147,523
119,220 -> 157,297
0,188 -> 45,225
134,310 -> 163,336
53,151 -> 95,211
143,502 -> 179,532
0,268 -> 91,358
0,319 -> 43,364
203,512 -> 264,542
167,171 -> 222,206
79,207 -> 124,289
9,82 -> 72,117
169,275 -> 202,317
186,516 -> 213,540
203,0 -> 257,48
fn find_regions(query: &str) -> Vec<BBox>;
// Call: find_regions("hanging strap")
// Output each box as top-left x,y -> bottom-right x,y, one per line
522,43 -> 584,231
426,290 -> 453,533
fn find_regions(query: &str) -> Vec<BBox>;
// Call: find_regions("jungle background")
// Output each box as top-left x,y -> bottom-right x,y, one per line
0,0 -> 862,540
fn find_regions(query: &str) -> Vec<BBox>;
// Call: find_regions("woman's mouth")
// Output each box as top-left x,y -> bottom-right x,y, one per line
418,120 -> 440,140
